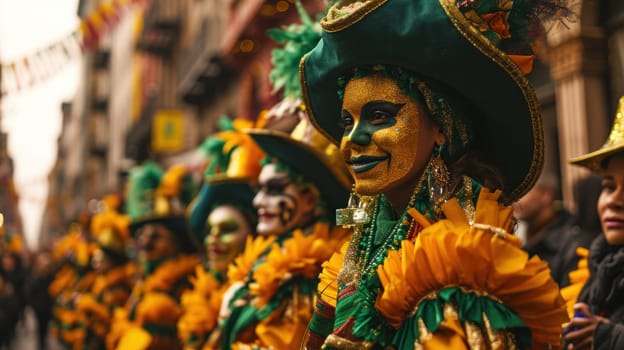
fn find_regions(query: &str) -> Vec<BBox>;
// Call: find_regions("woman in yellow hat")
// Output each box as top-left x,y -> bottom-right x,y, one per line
563,97 -> 624,349
299,0 -> 571,348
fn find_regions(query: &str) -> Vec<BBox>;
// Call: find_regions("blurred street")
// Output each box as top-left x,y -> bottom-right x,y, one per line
8,307 -> 62,350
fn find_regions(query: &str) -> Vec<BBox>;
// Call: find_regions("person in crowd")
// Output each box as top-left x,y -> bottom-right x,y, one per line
107,163 -> 201,350
0,257 -> 19,350
212,115 -> 351,349
299,0 -> 570,348
1,248 -> 25,325
572,173 -> 603,236
48,224 -> 97,349
24,251 -> 57,350
513,172 -> 596,286
74,195 -> 135,350
177,123 -> 263,350
562,96 -> 624,349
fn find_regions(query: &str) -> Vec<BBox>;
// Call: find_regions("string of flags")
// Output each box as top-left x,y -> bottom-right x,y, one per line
0,0 -> 147,98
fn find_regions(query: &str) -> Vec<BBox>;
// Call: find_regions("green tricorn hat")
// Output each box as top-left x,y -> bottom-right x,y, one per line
570,97 -> 624,172
187,177 -> 256,242
126,162 -> 201,253
247,118 -> 353,210
300,0 -> 567,203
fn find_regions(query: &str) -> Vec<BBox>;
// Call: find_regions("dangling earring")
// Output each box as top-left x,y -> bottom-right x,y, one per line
428,144 -> 451,216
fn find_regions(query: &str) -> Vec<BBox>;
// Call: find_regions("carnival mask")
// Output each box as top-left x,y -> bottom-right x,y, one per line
205,204 -> 251,274
136,223 -> 178,262
340,73 -> 442,196
253,163 -> 317,236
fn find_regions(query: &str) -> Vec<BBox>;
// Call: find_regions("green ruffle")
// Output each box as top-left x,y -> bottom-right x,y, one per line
221,272 -> 318,348
352,271 -> 394,346
391,287 -> 531,350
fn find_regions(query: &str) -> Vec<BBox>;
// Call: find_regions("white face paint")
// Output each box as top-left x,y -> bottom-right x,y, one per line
205,205 -> 251,274
252,163 -> 317,236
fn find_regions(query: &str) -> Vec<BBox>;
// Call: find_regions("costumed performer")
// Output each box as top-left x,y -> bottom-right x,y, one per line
75,194 -> 136,350
178,119 -> 264,350
107,162 -> 201,350
49,222 -> 97,350
299,0 -> 571,348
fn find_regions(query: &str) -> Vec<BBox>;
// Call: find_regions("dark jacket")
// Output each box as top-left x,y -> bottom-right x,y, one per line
523,209 -> 596,287
577,235 -> 624,350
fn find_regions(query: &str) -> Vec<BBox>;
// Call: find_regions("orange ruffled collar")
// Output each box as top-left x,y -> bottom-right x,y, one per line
375,190 -> 568,348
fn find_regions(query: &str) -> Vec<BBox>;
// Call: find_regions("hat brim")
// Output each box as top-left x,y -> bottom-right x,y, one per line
129,216 -> 200,253
569,144 -> 624,172
187,177 -> 256,242
300,0 -> 543,204
247,129 -> 351,210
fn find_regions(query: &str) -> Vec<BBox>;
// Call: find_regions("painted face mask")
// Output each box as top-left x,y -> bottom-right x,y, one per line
136,223 -> 178,262
204,204 -> 251,274
253,163 -> 316,236
340,73 -> 440,196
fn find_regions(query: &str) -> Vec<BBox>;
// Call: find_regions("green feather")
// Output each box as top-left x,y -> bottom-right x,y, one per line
216,115 -> 235,132
267,1 -> 322,99
125,161 -> 164,220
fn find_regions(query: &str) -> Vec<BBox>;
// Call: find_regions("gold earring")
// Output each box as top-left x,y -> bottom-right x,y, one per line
428,144 -> 451,215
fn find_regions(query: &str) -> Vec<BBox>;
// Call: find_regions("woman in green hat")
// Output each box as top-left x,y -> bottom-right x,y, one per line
300,0 -> 570,348
177,125 -> 263,350
562,97 -> 624,350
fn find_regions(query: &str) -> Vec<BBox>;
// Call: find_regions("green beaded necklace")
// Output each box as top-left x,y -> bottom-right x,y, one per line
345,173 -> 481,346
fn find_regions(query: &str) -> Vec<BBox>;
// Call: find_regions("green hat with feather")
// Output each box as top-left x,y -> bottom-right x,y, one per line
246,2 -> 352,211
188,117 -> 263,243
300,0 -> 570,204
126,161 -> 200,253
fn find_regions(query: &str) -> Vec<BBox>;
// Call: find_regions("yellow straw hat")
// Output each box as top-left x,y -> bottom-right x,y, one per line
570,97 -> 624,171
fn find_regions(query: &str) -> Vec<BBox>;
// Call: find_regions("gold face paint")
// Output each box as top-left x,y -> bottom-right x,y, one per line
340,73 -> 439,196
205,204 -> 251,275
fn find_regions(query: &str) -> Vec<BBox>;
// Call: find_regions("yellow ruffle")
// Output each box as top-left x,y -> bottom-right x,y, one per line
227,235 -> 277,283
49,265 -> 78,298
560,247 -> 590,318
90,263 -> 135,294
255,286 -> 313,349
116,326 -> 152,350
317,241 -> 349,308
135,292 -> 182,328
106,308 -> 133,350
178,266 -> 224,344
143,254 -> 200,293
376,190 -> 568,348
76,294 -> 111,323
249,223 -> 349,307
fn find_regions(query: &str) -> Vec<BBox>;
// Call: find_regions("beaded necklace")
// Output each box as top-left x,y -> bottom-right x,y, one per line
362,171 -> 428,274
345,174 -> 479,345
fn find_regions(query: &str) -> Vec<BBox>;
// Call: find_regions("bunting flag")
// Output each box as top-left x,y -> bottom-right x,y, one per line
0,0 -> 148,98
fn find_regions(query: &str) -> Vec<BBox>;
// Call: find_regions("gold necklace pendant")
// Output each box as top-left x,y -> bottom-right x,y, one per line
336,192 -> 375,227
